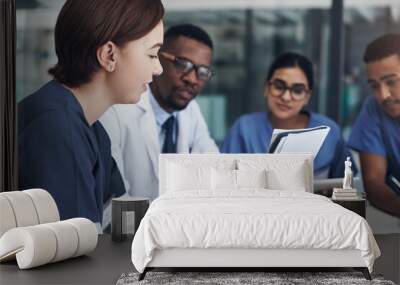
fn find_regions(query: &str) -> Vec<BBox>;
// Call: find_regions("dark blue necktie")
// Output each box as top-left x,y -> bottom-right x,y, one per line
162,116 -> 177,153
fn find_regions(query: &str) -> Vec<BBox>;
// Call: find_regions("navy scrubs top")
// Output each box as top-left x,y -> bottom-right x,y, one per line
18,80 -> 125,223
220,111 -> 357,178
349,96 -> 400,194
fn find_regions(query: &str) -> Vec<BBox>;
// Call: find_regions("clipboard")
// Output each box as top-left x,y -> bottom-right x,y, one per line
268,126 -> 330,157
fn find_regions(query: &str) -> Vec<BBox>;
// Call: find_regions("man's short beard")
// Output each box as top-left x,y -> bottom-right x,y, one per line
166,96 -> 189,111
383,98 -> 400,106
382,98 -> 400,120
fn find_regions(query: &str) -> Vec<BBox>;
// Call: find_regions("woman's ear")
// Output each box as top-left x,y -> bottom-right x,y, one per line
97,41 -> 118,73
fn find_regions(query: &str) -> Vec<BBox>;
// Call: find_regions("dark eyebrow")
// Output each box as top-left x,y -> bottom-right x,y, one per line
380,73 -> 399,81
368,73 -> 399,84
273,78 -> 306,87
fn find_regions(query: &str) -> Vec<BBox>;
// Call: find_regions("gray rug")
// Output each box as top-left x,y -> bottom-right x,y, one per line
116,271 -> 396,285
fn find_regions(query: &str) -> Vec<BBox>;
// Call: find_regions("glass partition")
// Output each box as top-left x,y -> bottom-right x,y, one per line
16,0 -> 400,143
342,1 -> 400,136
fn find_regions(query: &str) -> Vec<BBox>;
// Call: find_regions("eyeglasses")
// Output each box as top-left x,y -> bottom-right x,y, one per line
267,79 -> 309,101
160,51 -> 214,81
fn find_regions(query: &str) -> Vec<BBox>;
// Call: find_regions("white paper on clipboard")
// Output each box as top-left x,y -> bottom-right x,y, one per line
268,126 -> 330,157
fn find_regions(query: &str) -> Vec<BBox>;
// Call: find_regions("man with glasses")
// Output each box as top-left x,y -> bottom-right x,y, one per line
349,33 -> 400,218
100,24 -> 218,205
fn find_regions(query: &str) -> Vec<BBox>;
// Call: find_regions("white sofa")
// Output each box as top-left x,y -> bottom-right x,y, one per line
0,189 -> 97,269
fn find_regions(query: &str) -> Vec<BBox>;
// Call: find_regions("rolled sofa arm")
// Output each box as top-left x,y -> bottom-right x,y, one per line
0,189 -> 98,269
0,218 -> 98,269
0,189 -> 60,237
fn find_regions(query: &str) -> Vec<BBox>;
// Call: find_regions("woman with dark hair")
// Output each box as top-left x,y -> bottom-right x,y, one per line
18,0 -> 164,229
221,52 -> 355,178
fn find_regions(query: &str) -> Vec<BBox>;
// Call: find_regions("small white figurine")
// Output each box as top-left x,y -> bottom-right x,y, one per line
343,157 -> 353,190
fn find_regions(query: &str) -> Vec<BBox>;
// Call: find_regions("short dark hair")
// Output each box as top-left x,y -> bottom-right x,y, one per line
266,52 -> 314,90
48,0 -> 164,87
363,33 -> 400,63
163,24 -> 213,50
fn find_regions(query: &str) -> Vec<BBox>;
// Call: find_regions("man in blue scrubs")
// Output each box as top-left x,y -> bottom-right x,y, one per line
349,33 -> 400,217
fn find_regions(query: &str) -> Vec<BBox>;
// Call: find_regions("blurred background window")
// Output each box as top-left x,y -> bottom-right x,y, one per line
342,0 -> 400,136
16,0 -> 400,144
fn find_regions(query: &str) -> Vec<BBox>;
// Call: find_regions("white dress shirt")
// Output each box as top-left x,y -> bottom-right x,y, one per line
100,86 -> 219,200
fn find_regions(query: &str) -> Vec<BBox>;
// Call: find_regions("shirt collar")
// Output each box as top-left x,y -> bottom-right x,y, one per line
147,85 -> 177,127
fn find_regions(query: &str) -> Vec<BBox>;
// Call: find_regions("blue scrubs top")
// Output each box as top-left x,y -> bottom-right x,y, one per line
348,96 -> 400,194
221,111 -> 356,178
18,80 -> 125,223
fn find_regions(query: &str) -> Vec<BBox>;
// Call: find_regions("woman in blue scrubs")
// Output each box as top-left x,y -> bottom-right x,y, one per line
18,0 -> 164,227
221,52 -> 355,178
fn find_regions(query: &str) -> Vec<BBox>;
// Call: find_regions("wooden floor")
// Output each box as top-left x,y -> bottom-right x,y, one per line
0,234 -> 398,284
373,234 -> 400,284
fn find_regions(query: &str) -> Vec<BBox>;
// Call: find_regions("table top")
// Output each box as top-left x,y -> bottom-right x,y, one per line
112,197 -> 149,202
0,234 -> 133,285
331,198 -> 366,202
